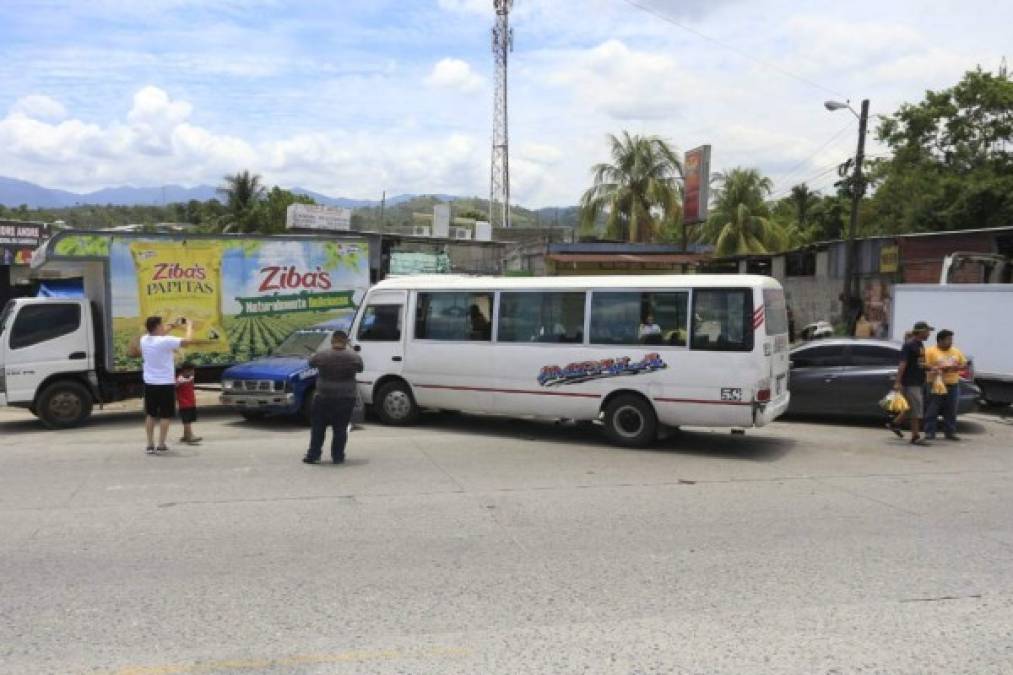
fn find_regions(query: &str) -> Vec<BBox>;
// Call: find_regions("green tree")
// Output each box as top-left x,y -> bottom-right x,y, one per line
699,167 -> 787,255
216,170 -> 266,232
579,131 -> 683,243
248,187 -> 315,234
867,66 -> 1013,233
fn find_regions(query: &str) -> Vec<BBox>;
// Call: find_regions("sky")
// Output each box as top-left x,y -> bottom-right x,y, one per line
0,0 -> 1009,208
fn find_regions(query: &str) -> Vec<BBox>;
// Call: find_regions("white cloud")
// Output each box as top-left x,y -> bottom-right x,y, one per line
547,40 -> 699,120
0,85 -> 487,202
9,95 -> 68,123
425,58 -> 485,93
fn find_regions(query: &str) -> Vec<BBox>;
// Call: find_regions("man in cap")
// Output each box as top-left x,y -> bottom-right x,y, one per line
888,320 -> 933,446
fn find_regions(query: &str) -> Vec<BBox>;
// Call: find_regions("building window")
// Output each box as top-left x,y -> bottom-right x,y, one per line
785,250 -> 816,276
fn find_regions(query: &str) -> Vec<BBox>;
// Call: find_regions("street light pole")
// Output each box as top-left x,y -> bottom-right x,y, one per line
825,98 -> 869,335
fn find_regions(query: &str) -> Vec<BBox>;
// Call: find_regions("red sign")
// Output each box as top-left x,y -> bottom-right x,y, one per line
682,145 -> 711,224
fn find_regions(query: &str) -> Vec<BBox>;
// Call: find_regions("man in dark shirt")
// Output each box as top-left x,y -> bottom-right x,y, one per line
303,330 -> 364,464
888,321 -> 933,446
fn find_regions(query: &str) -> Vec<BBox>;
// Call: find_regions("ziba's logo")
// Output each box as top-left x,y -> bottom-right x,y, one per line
258,266 -> 332,292
152,263 -> 207,281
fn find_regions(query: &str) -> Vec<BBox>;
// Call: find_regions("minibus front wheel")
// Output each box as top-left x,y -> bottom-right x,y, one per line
375,379 -> 420,426
602,394 -> 657,448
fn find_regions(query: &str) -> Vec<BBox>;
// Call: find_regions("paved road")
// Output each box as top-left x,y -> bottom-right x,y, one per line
2,404 -> 1012,674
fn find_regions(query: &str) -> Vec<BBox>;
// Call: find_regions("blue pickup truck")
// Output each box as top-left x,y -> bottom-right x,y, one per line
220,317 -> 355,422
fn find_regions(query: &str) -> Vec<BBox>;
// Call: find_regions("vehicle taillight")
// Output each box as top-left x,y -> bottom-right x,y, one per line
755,378 -> 771,402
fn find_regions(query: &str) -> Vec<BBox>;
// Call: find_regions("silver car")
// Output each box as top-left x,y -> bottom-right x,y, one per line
788,338 -> 980,418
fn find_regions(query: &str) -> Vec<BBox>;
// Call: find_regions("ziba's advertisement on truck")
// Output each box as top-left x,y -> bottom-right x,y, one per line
109,238 -> 368,369
1,231 -> 369,429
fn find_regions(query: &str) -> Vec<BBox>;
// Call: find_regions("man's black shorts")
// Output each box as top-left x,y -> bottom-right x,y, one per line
179,407 -> 198,424
144,384 -> 176,419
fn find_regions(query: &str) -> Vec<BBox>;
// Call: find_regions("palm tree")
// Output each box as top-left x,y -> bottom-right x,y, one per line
579,132 -> 683,243
217,170 -> 266,232
787,183 -> 819,229
699,167 -> 788,256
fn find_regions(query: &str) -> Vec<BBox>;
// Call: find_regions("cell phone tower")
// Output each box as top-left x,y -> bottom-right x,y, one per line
489,0 -> 513,229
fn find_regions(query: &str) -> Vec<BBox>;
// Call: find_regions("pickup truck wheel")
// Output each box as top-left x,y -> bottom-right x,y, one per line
37,381 -> 93,429
375,381 -> 419,426
603,394 -> 657,448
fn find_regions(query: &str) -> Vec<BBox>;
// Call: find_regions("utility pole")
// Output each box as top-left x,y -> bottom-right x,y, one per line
841,98 -> 869,334
379,190 -> 386,230
489,0 -> 513,229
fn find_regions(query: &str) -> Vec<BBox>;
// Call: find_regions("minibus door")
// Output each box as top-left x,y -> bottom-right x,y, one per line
350,290 -> 407,404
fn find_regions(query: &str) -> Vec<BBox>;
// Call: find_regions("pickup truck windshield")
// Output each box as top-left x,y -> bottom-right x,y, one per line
273,331 -> 328,357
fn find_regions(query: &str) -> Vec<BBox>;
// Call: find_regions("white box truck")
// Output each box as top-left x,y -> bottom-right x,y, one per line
0,231 -> 369,428
891,283 -> 1013,405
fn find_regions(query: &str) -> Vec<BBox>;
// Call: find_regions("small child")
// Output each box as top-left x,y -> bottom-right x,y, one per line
176,362 -> 201,444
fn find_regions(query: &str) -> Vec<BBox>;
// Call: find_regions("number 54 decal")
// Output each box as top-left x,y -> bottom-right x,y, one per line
720,388 -> 743,401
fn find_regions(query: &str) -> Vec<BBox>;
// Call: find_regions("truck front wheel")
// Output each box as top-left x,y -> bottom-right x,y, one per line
37,381 -> 94,429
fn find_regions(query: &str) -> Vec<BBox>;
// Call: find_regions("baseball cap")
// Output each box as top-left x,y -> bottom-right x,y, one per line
912,321 -> 934,332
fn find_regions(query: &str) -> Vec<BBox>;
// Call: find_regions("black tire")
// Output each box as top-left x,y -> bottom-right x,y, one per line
240,410 -> 266,421
602,394 -> 657,448
374,380 -> 419,426
36,380 -> 93,430
300,389 -> 316,425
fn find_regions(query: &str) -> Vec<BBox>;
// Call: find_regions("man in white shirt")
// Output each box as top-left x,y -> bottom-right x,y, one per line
128,316 -> 204,454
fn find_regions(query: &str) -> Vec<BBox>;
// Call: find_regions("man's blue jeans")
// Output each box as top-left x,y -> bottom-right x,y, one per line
307,395 -> 355,461
925,384 -> 959,437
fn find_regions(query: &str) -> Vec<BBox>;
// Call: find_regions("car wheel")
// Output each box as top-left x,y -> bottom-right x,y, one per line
37,380 -> 93,430
603,394 -> 657,448
375,380 -> 419,426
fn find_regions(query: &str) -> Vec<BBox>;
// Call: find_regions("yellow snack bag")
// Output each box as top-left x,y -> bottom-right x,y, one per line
931,374 -> 948,395
129,240 -> 229,352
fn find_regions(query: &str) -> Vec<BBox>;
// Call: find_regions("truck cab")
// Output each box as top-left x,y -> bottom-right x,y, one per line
0,297 -> 100,428
220,317 -> 352,421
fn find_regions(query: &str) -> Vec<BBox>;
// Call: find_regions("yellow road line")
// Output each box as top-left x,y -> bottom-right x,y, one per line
110,646 -> 470,675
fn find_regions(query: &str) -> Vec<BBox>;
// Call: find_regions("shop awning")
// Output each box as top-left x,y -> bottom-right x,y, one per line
546,253 -> 704,265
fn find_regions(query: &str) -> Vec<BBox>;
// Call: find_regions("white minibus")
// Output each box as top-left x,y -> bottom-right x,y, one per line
350,274 -> 790,447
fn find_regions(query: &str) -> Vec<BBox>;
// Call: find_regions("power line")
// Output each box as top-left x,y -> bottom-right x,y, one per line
621,0 -> 847,98
768,120 -> 855,188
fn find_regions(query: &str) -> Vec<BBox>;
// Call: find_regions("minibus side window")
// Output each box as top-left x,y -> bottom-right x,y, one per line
590,292 -> 688,346
415,292 -> 493,341
762,289 -> 789,336
690,289 -> 753,352
357,304 -> 402,342
498,292 -> 585,344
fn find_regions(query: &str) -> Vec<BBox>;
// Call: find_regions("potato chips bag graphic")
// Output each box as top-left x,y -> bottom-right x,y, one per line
129,241 -> 229,353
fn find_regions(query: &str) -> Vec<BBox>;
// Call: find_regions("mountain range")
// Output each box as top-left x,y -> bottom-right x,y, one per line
0,176 -> 438,210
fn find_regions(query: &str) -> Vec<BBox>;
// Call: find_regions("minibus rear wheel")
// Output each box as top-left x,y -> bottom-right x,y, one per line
603,394 -> 657,448
375,380 -> 419,426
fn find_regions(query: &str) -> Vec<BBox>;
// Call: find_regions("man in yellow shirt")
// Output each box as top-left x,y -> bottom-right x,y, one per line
924,329 -> 967,441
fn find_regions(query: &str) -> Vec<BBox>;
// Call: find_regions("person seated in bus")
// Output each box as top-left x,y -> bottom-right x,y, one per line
469,304 -> 491,340
639,313 -> 663,344
665,327 -> 688,346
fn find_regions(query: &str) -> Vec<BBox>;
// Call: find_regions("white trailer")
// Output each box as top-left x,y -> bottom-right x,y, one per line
891,284 -> 1013,405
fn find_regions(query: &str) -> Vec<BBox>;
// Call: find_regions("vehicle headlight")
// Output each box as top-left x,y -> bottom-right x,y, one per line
222,379 -> 235,390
